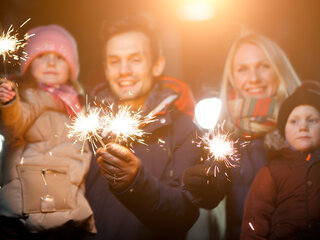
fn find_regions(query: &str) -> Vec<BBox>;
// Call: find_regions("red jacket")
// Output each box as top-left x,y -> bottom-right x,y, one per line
241,148 -> 320,240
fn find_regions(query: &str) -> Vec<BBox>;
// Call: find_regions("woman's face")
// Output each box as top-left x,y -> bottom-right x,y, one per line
30,52 -> 70,86
232,43 -> 279,98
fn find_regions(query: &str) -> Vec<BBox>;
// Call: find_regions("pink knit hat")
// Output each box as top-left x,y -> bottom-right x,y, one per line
21,24 -> 79,81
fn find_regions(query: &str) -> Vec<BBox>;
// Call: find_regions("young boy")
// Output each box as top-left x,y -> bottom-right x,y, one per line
241,81 -> 320,240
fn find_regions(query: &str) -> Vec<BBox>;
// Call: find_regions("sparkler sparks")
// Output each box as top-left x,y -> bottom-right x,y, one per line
102,105 -> 153,146
0,18 -> 33,63
67,107 -> 104,152
198,124 -> 243,177
67,103 -> 155,152
203,131 -> 236,165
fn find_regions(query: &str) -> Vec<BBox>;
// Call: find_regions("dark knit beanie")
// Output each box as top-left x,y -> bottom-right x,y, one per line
277,81 -> 320,137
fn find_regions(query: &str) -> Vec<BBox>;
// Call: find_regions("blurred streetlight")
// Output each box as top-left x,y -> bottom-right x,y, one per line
176,0 -> 214,22
195,97 -> 221,130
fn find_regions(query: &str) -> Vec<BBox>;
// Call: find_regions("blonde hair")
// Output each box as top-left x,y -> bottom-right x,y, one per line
219,31 -> 301,124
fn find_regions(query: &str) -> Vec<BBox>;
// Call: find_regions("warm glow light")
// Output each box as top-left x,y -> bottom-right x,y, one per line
195,97 -> 222,130
176,0 -> 214,21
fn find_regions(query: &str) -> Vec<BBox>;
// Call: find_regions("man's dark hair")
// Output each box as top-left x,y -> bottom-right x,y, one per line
101,14 -> 162,62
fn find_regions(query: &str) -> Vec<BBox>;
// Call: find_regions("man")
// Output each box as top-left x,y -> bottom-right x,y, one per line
85,15 -> 201,239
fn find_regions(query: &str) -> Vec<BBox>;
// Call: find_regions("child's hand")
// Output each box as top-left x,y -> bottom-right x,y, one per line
0,79 -> 16,104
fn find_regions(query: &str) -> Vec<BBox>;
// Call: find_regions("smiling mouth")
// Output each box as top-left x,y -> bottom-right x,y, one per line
44,71 -> 58,75
297,136 -> 311,140
118,80 -> 136,87
246,87 -> 266,95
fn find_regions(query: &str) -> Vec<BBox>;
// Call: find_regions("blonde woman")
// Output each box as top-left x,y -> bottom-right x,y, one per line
184,31 -> 301,239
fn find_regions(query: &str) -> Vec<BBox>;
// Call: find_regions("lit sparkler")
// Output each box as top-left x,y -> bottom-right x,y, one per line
198,123 -> 242,177
0,18 -> 33,64
67,103 -> 155,152
67,107 -> 105,152
101,104 -> 154,146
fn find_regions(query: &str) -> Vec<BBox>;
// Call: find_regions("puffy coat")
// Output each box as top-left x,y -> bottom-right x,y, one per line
241,148 -> 320,240
85,77 -> 201,239
0,87 -> 95,233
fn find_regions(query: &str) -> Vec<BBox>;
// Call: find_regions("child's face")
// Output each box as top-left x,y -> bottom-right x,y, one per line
285,105 -> 320,152
30,52 -> 70,86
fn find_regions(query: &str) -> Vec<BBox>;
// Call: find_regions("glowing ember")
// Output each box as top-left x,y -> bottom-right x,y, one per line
249,222 -> 255,231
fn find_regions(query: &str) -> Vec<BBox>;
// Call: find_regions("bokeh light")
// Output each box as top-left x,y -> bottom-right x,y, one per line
195,97 -> 222,130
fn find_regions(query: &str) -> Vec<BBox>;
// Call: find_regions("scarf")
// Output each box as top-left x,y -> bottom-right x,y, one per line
228,89 -> 278,139
39,83 -> 81,118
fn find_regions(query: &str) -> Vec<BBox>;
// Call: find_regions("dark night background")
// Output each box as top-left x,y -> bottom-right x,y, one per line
1,0 -> 320,101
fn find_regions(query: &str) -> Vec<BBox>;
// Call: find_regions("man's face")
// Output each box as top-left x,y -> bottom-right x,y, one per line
104,31 -> 155,104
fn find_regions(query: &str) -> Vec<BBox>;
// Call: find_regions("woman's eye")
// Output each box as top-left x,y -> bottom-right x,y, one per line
237,67 -> 247,73
261,63 -> 270,69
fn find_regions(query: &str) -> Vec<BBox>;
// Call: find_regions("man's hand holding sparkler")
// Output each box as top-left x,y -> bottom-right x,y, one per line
97,143 -> 141,192
0,79 -> 16,104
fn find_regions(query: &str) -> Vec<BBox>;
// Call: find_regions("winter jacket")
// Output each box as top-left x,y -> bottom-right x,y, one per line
241,148 -> 320,240
0,87 -> 95,233
85,76 -> 201,239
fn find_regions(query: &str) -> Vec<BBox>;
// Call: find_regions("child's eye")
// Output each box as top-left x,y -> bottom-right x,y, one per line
289,119 -> 298,124
309,118 -> 320,124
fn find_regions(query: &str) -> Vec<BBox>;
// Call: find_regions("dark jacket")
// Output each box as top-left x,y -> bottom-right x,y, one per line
199,137 -> 268,240
85,77 -> 201,239
241,148 -> 320,240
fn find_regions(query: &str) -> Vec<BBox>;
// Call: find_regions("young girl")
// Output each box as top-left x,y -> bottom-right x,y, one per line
0,25 -> 95,239
241,81 -> 320,240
